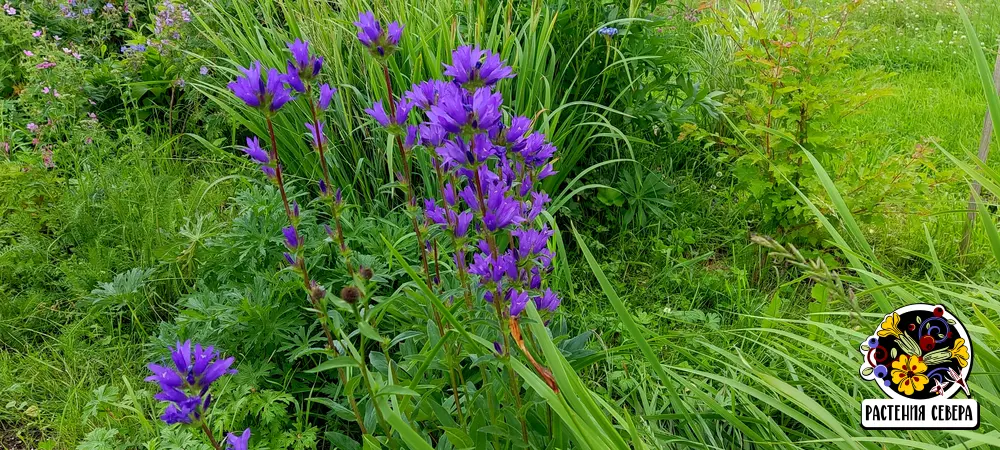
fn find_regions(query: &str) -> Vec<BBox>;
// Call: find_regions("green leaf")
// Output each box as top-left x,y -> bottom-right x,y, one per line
306,356 -> 358,373
377,385 -> 420,397
358,321 -> 385,342
441,427 -> 475,449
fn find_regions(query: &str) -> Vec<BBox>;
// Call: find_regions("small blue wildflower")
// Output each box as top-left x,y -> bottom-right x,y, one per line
598,27 -> 619,36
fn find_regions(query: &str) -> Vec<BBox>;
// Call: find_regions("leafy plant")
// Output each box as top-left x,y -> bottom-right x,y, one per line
699,0 -> 902,240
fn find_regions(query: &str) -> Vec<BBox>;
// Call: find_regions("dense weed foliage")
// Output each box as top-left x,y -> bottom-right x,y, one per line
1,0 -> 1000,449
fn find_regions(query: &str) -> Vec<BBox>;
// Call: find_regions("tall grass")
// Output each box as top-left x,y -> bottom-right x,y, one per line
190,0 -> 641,210
553,5 -> 1000,447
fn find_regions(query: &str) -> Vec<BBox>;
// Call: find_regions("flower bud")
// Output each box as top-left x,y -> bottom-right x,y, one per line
359,266 -> 374,281
310,281 -> 326,302
340,286 -> 361,304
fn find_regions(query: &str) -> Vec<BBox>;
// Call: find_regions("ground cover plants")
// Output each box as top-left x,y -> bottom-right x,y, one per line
1,0 -> 1000,448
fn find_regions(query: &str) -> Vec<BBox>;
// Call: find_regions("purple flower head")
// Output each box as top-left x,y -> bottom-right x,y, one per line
161,396 -> 201,424
426,86 -> 501,135
287,39 -> 322,79
365,99 -> 412,130
226,428 -> 252,450
534,288 -> 560,312
318,84 -> 336,110
404,125 -> 419,150
482,181 -> 524,231
454,211 -> 473,237
424,199 -> 447,225
145,341 -> 236,425
537,163 -> 557,180
419,123 -> 448,148
598,27 -> 619,37
426,91 -> 467,134
282,226 -> 299,249
284,252 -> 296,266
525,191 -> 551,221
469,250 -> 517,284
386,22 -> 403,45
354,11 -> 402,57
405,80 -> 454,110
512,226 -> 553,260
283,62 -> 307,93
227,61 -> 295,112
515,132 -> 557,167
266,68 -> 294,111
354,11 -> 381,46
504,116 -> 532,145
365,101 -> 391,127
242,136 -> 270,164
200,65 -> 209,76
305,121 -> 326,148
27,123 -> 38,132
443,46 -> 514,89
318,179 -> 329,196
470,87 -> 503,132
508,289 -> 530,317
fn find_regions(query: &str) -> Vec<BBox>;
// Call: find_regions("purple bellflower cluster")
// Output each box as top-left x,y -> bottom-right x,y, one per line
228,61 -> 295,113
363,38 -> 559,319
145,340 -> 235,425
146,341 -> 252,449
357,12 -> 562,393
354,11 -> 402,58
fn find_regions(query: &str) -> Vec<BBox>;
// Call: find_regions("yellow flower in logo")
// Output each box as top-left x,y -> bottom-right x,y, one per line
950,338 -> 970,368
891,354 -> 928,396
878,313 -> 902,338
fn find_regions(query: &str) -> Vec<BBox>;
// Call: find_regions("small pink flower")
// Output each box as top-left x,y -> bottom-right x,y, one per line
36,61 -> 56,69
85,137 -> 93,145
88,112 -> 97,120
23,50 -> 33,56
26,123 -> 38,132
73,52 -> 82,60
62,47 -> 72,54
42,86 -> 50,94
53,90 -> 61,98
88,99 -> 96,105
32,30 -> 42,38
53,35 -> 61,41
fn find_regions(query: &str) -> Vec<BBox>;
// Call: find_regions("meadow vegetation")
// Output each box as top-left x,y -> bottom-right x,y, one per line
1,0 -> 1000,448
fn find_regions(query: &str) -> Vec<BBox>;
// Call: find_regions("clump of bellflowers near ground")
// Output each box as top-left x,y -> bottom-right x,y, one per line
220,10 -> 566,446
145,340 -> 248,449
357,10 -> 562,442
